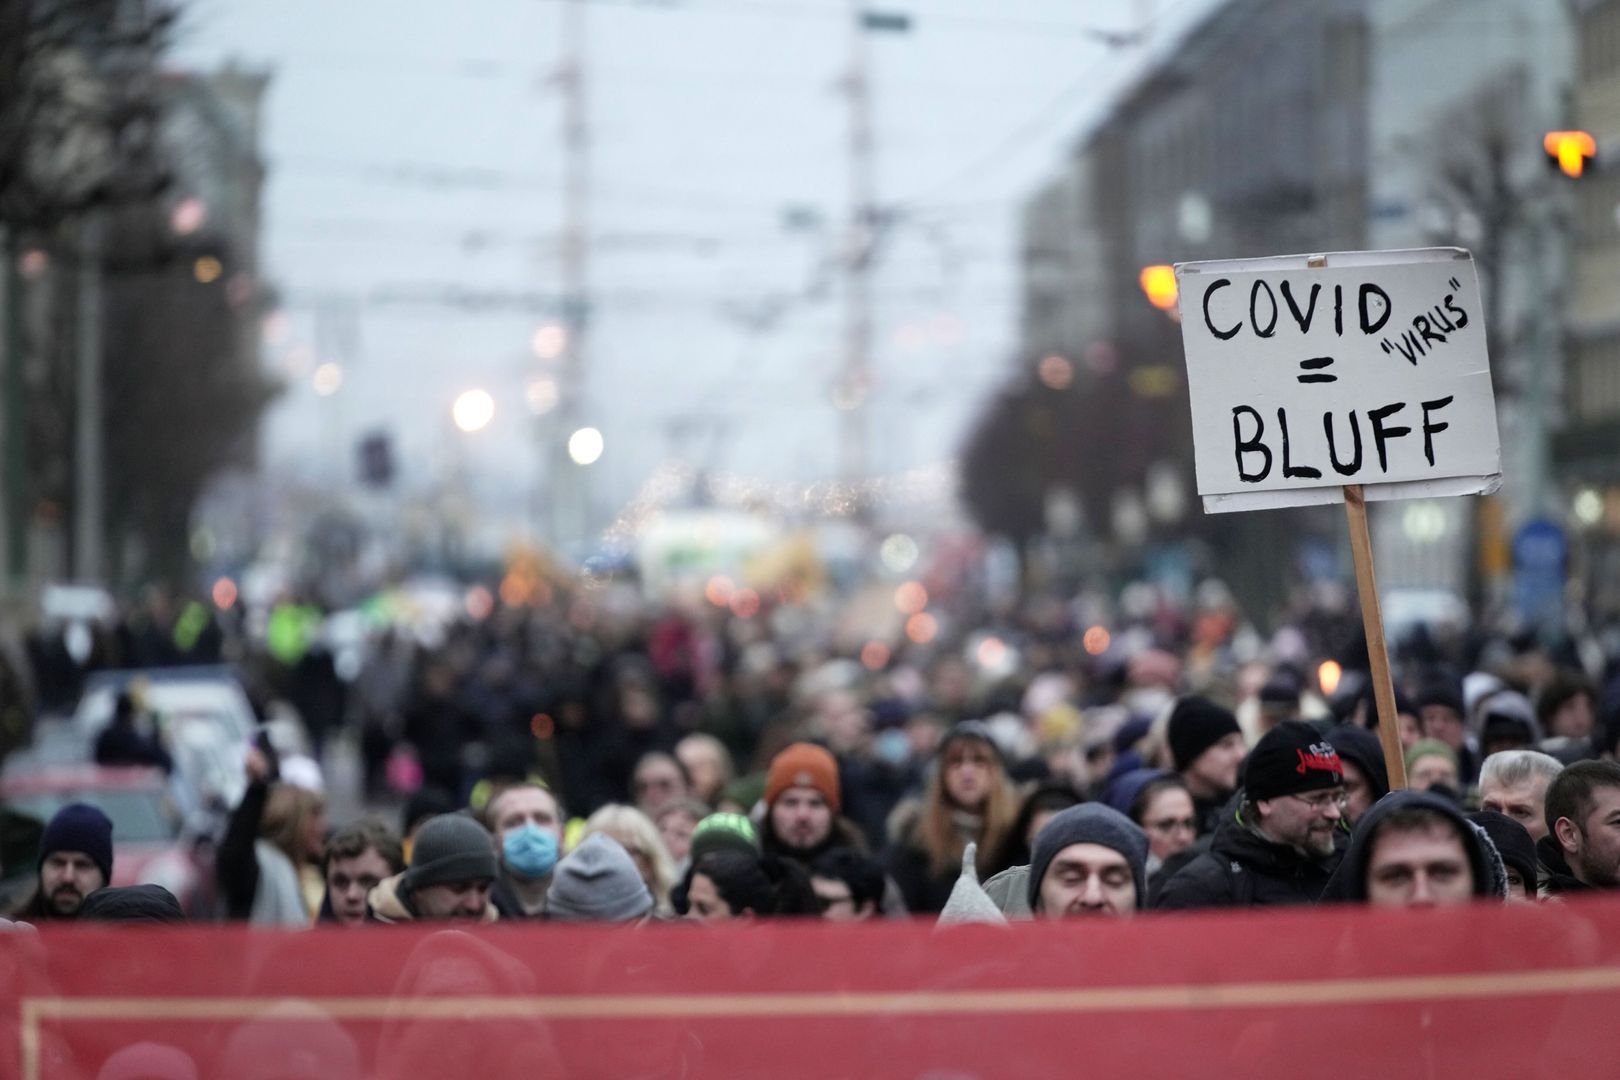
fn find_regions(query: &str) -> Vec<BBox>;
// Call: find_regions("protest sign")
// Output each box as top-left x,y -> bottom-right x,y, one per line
1174,248 -> 1500,514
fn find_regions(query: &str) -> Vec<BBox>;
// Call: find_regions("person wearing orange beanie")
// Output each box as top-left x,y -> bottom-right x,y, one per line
761,743 -> 866,868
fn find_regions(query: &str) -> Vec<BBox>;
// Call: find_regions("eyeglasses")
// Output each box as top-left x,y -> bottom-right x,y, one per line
1144,817 -> 1196,836
1288,790 -> 1348,813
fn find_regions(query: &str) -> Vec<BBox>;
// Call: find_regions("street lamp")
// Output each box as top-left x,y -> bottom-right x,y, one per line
568,426 -> 604,465
453,389 -> 496,433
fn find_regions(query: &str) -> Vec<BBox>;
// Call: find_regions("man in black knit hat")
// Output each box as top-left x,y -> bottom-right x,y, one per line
1154,720 -> 1347,910
12,803 -> 114,920
1167,697 -> 1246,838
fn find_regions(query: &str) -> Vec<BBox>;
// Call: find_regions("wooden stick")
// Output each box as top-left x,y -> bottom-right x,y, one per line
1343,483 -> 1408,790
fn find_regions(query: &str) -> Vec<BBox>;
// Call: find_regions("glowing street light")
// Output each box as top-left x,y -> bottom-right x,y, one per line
171,197 -> 207,236
453,389 -> 496,433
568,426 -> 604,465
532,323 -> 567,360
525,376 -> 559,414
1139,264 -> 1178,310
312,362 -> 343,396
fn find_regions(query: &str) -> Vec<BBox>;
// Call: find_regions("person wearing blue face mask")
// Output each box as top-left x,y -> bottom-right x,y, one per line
486,783 -> 565,919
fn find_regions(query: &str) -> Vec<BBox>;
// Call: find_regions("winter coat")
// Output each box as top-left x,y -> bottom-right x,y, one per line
981,864 -> 1033,919
1319,789 -> 1502,903
1152,803 -> 1344,910
884,839 -> 958,916
1536,833 -> 1594,897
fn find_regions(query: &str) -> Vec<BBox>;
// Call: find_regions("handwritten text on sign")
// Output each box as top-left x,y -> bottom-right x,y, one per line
1174,249 -> 1500,512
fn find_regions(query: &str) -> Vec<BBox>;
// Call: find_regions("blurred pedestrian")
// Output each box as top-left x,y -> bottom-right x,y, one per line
485,782 -> 565,920
631,752 -> 691,818
1478,750 -> 1563,843
545,832 -> 655,923
1166,697 -> 1246,837
1324,790 -> 1499,907
218,745 -> 326,925
79,884 -> 186,923
1540,760 -> 1620,894
760,743 -> 869,866
1026,804 -> 1149,919
1127,774 -> 1198,879
1405,739 -> 1460,795
675,733 -> 735,807
655,797 -> 708,872
10,803 -> 112,920
1324,725 -> 1389,827
367,813 -> 499,923
1469,810 -> 1538,902
809,848 -> 886,922
683,851 -> 819,923
985,779 -> 1084,879
583,804 -> 679,914
1414,678 -> 1478,786
886,721 -> 1018,915
1155,721 -> 1346,910
93,692 -> 172,773
320,820 -> 404,927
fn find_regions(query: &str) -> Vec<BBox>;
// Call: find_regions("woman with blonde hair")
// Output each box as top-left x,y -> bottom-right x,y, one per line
582,804 -> 679,914
885,721 -> 1018,914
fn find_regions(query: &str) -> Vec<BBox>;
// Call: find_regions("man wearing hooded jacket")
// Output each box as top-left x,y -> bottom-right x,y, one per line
1321,789 -> 1503,905
1153,721 -> 1347,910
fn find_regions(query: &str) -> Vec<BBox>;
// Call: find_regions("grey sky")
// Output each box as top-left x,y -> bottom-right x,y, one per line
172,0 -> 1217,540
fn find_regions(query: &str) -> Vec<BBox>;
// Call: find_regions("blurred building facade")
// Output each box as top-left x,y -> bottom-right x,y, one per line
0,55 -> 273,602
1364,0 -> 1575,610
1004,0 -> 1371,621
1555,0 -> 1620,617
1001,0 -> 1589,626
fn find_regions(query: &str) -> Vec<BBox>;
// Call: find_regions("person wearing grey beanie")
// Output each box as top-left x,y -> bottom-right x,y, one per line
367,813 -> 499,923
1026,804 -> 1149,917
545,833 -> 656,923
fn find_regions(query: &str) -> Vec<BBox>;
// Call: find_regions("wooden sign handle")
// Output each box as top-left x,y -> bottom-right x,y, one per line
1343,483 -> 1408,790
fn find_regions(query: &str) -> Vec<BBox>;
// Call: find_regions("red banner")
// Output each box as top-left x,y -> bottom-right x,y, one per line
6,897 -> 1620,1079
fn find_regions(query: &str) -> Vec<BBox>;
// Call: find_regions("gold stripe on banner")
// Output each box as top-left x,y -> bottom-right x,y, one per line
22,965 -> 1620,1080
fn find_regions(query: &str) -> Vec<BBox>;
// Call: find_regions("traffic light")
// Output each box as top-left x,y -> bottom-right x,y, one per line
1544,130 -> 1596,178
357,431 -> 394,488
1139,264 -> 1178,310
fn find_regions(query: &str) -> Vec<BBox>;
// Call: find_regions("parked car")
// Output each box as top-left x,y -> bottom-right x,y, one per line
72,666 -> 258,745
0,765 -> 213,913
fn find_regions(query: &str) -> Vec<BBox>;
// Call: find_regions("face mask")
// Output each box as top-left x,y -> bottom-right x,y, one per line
503,824 -> 559,880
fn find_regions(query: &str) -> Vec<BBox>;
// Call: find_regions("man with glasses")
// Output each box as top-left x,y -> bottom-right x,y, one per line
1154,721 -> 1348,910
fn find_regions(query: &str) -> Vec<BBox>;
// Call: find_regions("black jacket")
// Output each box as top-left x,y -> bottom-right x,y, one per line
1536,833 -> 1593,896
1152,803 -> 1344,910
1319,789 -> 1502,903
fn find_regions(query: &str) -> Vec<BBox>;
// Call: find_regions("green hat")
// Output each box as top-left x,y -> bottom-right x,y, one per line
1404,738 -> 1458,773
689,812 -> 759,864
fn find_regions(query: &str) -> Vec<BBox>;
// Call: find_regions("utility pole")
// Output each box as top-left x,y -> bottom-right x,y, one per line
550,0 -> 591,553
73,215 -> 104,584
839,9 -> 911,493
839,1 -> 876,488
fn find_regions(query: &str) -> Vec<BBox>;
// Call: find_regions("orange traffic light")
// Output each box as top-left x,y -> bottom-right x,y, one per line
1544,130 -> 1596,178
1139,264 -> 1178,310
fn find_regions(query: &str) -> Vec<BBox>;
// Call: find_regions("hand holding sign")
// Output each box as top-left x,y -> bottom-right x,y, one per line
1173,248 -> 1503,792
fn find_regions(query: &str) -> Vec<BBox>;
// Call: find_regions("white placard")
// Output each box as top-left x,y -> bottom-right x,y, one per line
1174,248 -> 1501,514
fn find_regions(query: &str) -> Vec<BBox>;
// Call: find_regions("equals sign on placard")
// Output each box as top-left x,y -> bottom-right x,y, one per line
1297,357 -> 1336,384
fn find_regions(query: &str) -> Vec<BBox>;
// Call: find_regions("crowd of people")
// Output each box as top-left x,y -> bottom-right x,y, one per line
8,569 -> 1620,931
